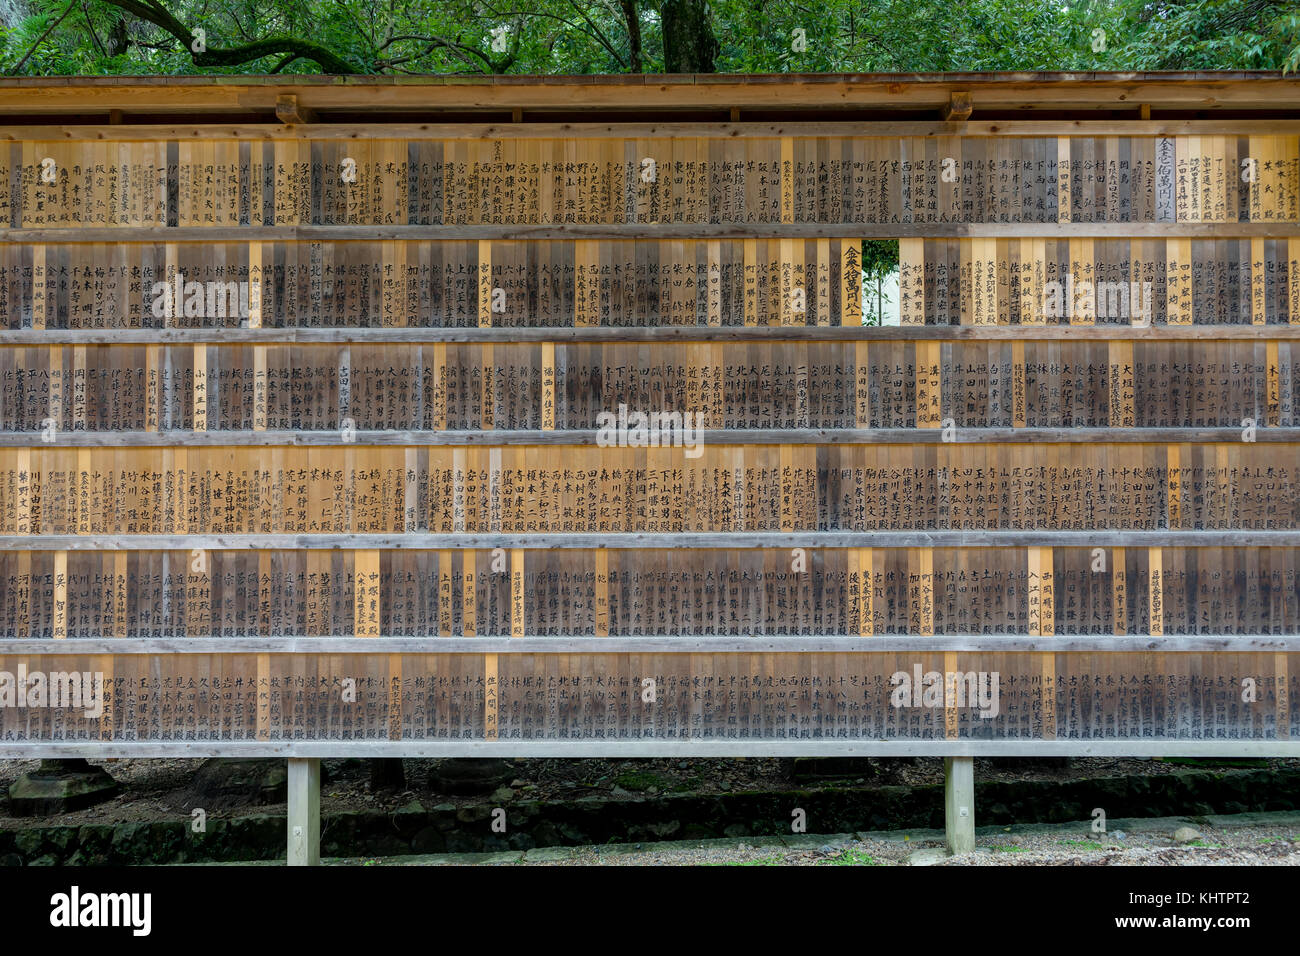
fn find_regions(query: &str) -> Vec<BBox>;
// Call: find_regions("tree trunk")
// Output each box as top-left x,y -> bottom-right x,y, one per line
106,15 -> 129,58
660,0 -> 719,72
620,0 -> 643,72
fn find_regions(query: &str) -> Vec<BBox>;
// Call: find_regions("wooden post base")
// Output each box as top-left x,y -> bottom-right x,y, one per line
944,756 -> 975,856
287,758 -> 321,866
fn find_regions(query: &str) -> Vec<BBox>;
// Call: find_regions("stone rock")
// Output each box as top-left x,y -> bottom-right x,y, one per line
443,830 -> 485,854
14,830 -> 45,856
410,827 -> 447,854
45,827 -> 76,852
455,804 -> 495,825
429,759 -> 514,795
223,814 -> 282,861
391,799 -> 427,839
109,821 -> 185,865
1173,826 -> 1203,844
646,819 -> 681,838
188,759 -> 287,809
75,824 -> 115,859
7,759 -> 119,816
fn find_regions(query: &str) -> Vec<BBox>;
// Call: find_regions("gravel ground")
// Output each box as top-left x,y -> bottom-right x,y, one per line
315,813 -> 1300,866
512,818 -> 1300,866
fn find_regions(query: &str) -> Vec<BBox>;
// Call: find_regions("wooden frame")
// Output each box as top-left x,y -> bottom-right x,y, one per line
2,74 -> 1298,758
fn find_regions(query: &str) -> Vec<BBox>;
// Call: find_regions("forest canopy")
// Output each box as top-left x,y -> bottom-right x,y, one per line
1,0 -> 1298,77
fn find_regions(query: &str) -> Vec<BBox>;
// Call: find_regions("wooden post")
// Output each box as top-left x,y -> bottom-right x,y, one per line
944,756 -> 975,855
941,92 -> 973,122
275,94 -> 318,125
287,757 -> 321,866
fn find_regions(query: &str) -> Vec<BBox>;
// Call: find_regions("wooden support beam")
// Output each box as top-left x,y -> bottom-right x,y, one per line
6,634 -> 1298,655
8,530 -> 1300,550
941,92 -> 973,122
3,74 -> 1300,118
10,740 -> 1300,760
8,325 -> 1300,345
9,220 -> 1300,243
287,757 -> 320,866
6,119 -> 1300,143
275,94 -> 318,125
944,756 -> 975,854
6,426 -> 1300,446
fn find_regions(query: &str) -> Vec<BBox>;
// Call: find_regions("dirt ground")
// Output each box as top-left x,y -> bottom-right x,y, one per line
0,755 -> 1286,830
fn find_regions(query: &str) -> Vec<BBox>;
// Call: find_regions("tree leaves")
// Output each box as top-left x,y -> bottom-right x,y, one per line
2,0 -> 1296,76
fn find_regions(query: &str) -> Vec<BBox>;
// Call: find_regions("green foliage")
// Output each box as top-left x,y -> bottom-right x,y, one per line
861,240 -> 898,281
861,239 -> 899,326
712,0 -> 1121,73
1113,0 -> 1300,72
3,0 -> 1297,76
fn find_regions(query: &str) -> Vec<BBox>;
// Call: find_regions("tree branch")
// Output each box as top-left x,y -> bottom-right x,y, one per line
81,1 -> 109,58
375,33 -> 502,72
94,0 -> 364,73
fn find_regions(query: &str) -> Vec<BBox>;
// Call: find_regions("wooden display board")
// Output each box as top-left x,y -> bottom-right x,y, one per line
1,73 -> 1299,756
